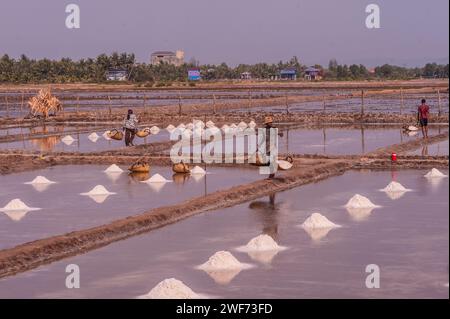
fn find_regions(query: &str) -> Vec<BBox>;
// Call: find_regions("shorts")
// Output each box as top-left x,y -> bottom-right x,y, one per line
419,118 -> 428,127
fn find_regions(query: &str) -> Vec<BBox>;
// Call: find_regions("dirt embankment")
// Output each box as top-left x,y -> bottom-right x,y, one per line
368,131 -> 449,156
1,111 -> 448,131
0,79 -> 447,92
0,159 -> 352,278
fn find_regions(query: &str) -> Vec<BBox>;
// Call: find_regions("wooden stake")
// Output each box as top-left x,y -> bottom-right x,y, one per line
5,96 -> 9,118
285,94 -> 289,114
323,95 -> 326,112
400,88 -> 404,114
21,91 -> 24,116
178,93 -> 182,116
213,94 -> 216,114
76,96 -> 80,115
361,90 -> 365,115
438,89 -> 442,116
108,95 -> 112,118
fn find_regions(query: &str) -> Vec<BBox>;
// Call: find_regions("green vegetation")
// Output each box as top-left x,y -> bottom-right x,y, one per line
0,52 -> 447,83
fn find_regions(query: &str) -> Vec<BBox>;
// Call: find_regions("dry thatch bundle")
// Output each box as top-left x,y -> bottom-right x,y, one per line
28,88 -> 62,118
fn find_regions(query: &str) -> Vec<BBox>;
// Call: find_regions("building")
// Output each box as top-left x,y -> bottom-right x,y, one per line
188,69 -> 201,81
240,72 -> 252,80
105,68 -> 128,81
150,50 -> 184,66
304,67 -> 322,81
280,68 -> 297,80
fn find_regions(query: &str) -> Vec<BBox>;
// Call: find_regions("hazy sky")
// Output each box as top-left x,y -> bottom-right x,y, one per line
0,0 -> 448,67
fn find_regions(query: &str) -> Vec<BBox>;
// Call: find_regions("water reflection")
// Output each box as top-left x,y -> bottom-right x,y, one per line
248,193 -> 279,241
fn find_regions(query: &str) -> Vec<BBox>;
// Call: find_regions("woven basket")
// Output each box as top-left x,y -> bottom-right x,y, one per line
128,163 -> 150,173
172,162 -> 190,173
108,129 -> 123,141
136,130 -> 150,138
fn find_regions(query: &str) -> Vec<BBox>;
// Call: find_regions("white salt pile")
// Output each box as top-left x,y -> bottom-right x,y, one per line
138,278 -> 199,299
407,131 -> 418,137
206,120 -> 215,128
142,173 -> 172,183
301,213 -> 341,229
194,120 -> 205,128
81,185 -> 116,196
177,123 -> 186,129
186,123 -> 194,130
345,194 -> 379,208
206,126 -> 221,136
229,123 -> 237,130
102,131 -> 111,140
166,124 -> 175,132
88,132 -> 99,141
182,129 -> 192,138
238,121 -> 247,129
0,199 -> 41,212
248,120 -> 256,128
61,135 -> 75,145
237,234 -> 287,252
104,164 -> 124,173
221,124 -> 229,130
190,166 -> 206,175
25,176 -> 56,185
150,126 -> 160,134
424,168 -> 448,178
408,125 -> 419,131
380,181 -> 411,192
197,251 -> 252,271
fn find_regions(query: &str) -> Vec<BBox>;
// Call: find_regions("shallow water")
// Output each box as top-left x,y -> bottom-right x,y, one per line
278,125 -> 446,155
0,129 -> 171,152
0,169 -> 447,298
0,165 -> 261,250
406,139 -> 449,156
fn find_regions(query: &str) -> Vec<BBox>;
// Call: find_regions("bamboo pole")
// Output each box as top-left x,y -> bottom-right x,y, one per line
285,94 -> 289,114
438,89 -> 442,116
178,93 -> 182,116
5,96 -> 9,118
400,88 -> 404,114
21,91 -> 24,116
143,94 -> 147,115
108,95 -> 112,118
361,90 -> 365,115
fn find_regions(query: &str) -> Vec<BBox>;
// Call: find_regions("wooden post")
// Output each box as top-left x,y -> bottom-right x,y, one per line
5,95 -> 10,118
213,94 -> 216,114
21,91 -> 24,116
322,95 -> 326,112
438,89 -> 442,116
108,95 -> 112,118
248,89 -> 252,110
76,96 -> 80,115
178,93 -> 182,116
285,94 -> 289,114
400,88 -> 404,114
361,90 -> 365,115
143,94 -> 147,115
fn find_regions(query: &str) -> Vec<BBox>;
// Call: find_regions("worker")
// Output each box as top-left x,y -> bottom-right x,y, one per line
123,109 -> 138,146
261,116 -> 283,179
417,99 -> 430,139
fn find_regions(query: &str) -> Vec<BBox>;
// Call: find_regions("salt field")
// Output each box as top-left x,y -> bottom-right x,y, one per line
0,164 -> 262,250
0,129 -> 171,152
0,169 -> 447,298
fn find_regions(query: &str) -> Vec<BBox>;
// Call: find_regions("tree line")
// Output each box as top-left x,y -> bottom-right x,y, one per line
0,53 -> 448,84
